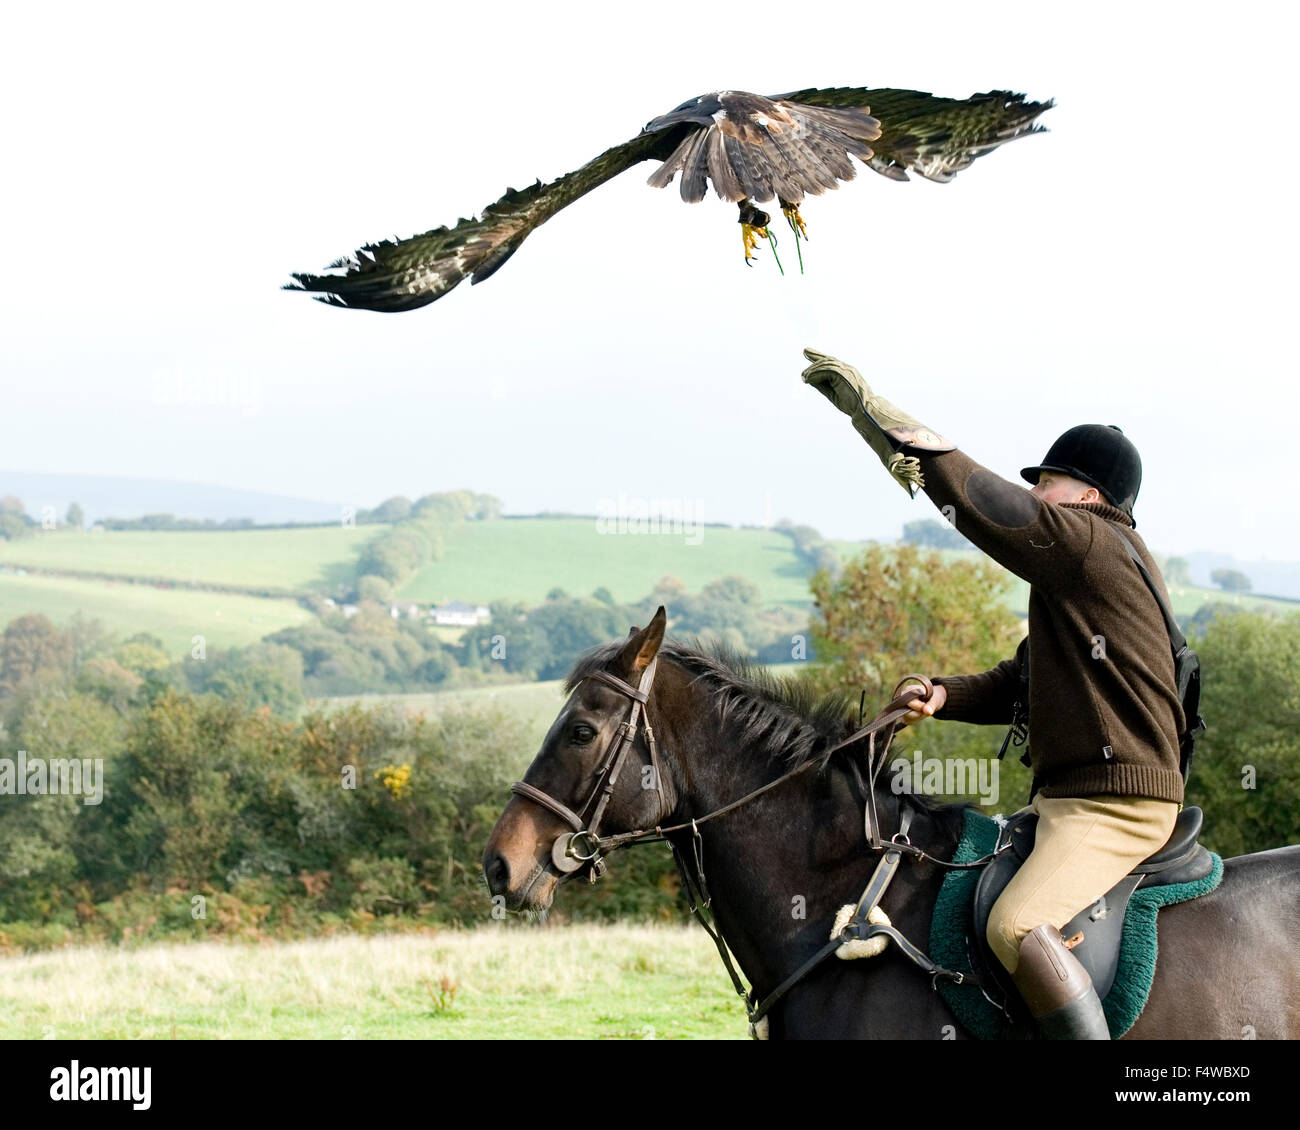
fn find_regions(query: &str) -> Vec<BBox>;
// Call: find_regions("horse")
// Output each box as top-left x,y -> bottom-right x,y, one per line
482,607 -> 1300,1039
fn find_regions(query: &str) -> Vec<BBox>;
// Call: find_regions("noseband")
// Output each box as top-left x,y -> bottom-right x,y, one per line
510,655 -> 664,882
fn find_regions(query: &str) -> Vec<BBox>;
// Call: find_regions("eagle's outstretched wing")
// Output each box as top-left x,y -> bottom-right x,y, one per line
285,131 -> 680,314
777,87 -> 1051,183
286,87 -> 1051,313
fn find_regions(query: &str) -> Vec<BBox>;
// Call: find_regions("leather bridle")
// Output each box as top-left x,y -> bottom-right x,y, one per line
507,658 -> 1008,1033
510,654 -> 664,883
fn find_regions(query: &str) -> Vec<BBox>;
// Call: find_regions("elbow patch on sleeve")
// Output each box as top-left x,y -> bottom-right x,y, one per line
966,470 -> 1040,529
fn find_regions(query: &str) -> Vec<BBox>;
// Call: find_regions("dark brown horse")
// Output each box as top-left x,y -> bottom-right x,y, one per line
483,608 -> 1300,1039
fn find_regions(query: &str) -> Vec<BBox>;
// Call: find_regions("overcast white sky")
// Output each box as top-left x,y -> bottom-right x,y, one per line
3,1 -> 1298,562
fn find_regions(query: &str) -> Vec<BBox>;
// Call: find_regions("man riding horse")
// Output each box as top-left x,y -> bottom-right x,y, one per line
802,349 -> 1184,1040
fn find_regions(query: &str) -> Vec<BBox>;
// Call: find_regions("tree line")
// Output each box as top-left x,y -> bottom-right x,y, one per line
0,570 -> 808,712
0,543 -> 1294,951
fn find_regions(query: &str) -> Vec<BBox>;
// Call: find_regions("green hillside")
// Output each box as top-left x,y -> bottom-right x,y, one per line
396,519 -> 814,608
0,573 -> 312,655
0,525 -> 384,593
3,520 -> 1292,668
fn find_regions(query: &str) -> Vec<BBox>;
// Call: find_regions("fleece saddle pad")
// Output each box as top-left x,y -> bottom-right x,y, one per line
929,808 -> 1224,1040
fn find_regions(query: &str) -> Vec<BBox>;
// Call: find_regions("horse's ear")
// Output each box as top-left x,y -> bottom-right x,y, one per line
617,606 -> 666,676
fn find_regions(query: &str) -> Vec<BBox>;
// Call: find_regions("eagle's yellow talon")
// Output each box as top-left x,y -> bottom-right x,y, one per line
782,204 -> 808,241
742,222 -> 769,262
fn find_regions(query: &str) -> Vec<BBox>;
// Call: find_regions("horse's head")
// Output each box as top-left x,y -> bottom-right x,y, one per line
483,606 -> 671,912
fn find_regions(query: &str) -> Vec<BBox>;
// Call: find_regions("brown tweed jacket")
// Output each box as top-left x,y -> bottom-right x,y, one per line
917,449 -> 1184,803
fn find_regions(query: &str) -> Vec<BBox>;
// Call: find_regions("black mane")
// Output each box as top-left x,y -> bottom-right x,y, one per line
565,637 -> 856,768
564,637 -> 971,832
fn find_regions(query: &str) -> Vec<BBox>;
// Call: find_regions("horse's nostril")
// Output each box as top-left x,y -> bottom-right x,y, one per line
484,852 -> 510,896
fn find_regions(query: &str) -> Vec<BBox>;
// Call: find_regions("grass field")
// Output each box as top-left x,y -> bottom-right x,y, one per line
0,926 -> 746,1040
313,679 -> 571,751
0,572 -> 313,655
0,525 -> 384,593
7,523 -> 1290,632
397,518 -> 815,608
4,522 -> 1291,676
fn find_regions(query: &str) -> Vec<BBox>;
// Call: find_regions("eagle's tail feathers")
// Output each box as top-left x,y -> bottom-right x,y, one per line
678,129 -> 713,203
722,133 -> 770,203
646,127 -> 692,190
705,129 -> 744,203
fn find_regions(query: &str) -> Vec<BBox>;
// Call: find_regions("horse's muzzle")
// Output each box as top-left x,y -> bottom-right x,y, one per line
482,839 -> 558,911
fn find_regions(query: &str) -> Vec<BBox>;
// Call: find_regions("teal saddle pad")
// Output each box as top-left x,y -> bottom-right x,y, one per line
929,807 -> 1224,1040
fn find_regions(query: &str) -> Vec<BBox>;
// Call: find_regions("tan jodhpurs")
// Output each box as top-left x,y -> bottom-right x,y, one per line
987,793 -> 1180,974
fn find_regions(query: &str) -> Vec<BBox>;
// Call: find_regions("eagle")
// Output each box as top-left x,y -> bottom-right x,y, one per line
287,86 -> 1052,313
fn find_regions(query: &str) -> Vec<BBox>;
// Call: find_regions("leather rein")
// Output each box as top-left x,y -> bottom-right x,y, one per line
508,663 -> 1006,1033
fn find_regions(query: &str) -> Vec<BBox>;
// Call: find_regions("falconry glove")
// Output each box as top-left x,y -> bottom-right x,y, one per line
801,348 -> 955,496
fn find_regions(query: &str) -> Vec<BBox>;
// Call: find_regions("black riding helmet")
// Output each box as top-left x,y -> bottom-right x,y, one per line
1021,425 -> 1142,519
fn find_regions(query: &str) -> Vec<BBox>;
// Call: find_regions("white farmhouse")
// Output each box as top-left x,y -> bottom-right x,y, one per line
430,600 -> 491,626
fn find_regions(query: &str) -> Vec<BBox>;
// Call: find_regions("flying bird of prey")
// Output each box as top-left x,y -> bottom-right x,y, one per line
287,86 -> 1052,313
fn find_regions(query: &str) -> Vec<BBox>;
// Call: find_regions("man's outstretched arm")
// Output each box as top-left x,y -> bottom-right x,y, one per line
801,348 -> 1095,592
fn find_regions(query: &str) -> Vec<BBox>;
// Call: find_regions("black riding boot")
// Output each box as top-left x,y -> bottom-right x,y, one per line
1012,923 -> 1111,1040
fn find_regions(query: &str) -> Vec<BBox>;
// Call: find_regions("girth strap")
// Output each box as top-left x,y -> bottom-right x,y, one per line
748,844 -> 908,1027
745,805 -> 976,1029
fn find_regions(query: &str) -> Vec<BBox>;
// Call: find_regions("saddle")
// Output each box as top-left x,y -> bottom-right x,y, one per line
973,806 -> 1213,1012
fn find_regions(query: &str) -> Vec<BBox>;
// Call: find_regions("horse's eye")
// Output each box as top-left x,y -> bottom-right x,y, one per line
571,723 -> 597,744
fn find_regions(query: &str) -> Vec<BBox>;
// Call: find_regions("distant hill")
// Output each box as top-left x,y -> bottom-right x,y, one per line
4,506 -> 1297,664
0,471 -> 342,527
0,572 -> 312,655
1184,551 -> 1300,601
396,518 -> 815,608
0,525 -> 381,594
